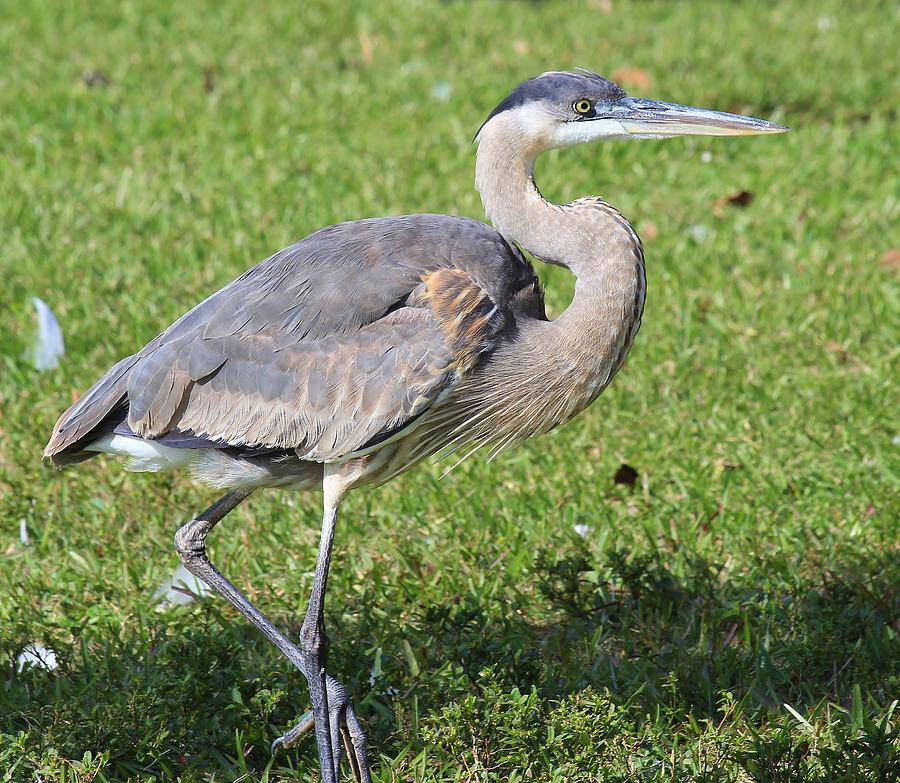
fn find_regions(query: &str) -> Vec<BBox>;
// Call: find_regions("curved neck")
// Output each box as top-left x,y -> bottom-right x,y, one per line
475,113 -> 645,325
470,113 -> 646,441
475,115 -> 570,267
418,114 -> 649,455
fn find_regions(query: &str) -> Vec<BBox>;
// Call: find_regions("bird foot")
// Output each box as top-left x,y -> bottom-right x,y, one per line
272,710 -> 314,751
271,677 -> 371,783
327,692 -> 371,783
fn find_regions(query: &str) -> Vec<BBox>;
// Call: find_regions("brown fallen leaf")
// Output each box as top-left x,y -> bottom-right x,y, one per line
588,0 -> 614,15
357,29 -> 375,66
613,463 -> 639,488
638,220 -> 658,241
824,340 -> 850,364
712,459 -> 740,478
203,65 -> 216,94
610,66 -> 651,92
714,190 -> 754,210
879,248 -> 900,271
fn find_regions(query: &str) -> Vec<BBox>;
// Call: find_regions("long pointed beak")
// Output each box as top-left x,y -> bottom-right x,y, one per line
608,96 -> 788,137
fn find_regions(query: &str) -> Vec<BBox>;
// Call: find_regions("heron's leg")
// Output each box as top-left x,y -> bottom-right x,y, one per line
173,488 -> 371,783
276,696 -> 370,778
297,473 -> 352,782
286,472 -> 372,782
173,489 -> 303,664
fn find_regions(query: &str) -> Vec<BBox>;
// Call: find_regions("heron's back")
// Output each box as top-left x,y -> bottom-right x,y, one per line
44,214 -> 546,476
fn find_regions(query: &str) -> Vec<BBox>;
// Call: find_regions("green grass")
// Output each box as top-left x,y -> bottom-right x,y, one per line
1,0 -> 898,780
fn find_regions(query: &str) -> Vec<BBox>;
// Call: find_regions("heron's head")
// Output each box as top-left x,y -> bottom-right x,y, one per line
476,69 -> 787,152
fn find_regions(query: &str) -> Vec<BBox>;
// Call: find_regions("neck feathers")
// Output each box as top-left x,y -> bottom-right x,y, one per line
475,113 -> 643,280
467,112 -> 647,445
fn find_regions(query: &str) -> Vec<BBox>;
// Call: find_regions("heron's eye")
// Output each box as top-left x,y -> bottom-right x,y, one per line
573,99 -> 593,116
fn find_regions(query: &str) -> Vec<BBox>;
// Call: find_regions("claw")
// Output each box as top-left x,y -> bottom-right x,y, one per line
270,692 -> 369,781
272,710 -> 315,753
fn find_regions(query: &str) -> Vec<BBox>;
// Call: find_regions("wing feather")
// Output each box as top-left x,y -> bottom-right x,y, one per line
45,214 -> 545,465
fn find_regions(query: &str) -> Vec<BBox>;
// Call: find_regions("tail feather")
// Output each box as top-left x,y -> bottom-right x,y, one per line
43,354 -> 139,466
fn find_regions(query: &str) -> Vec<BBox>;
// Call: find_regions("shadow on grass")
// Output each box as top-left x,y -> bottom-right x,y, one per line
394,545 -> 899,781
2,544 -> 897,779
396,545 -> 898,713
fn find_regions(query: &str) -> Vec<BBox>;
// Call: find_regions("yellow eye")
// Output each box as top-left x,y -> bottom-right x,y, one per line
573,99 -> 593,115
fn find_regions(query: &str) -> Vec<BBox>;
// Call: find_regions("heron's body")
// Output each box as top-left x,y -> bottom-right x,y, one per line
46,203 -> 644,491
43,71 -> 784,782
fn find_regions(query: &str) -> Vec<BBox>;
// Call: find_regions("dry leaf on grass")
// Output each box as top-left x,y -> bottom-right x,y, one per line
610,66 -> 652,92
824,340 -> 851,364
638,221 -> 658,241
614,463 -> 639,488
357,29 -> 375,66
587,0 -> 614,13
714,191 -> 755,212
879,248 -> 900,271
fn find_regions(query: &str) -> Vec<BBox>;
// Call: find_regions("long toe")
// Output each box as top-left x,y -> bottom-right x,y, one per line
341,702 -> 372,783
272,674 -> 372,783
272,710 -> 314,752
325,675 -> 371,783
328,705 -> 344,781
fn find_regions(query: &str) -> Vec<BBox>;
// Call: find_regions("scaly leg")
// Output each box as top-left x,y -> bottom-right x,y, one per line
173,487 -> 370,782
295,474 -> 370,781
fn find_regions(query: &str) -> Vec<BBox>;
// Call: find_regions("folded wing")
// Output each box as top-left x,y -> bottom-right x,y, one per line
45,214 -> 543,465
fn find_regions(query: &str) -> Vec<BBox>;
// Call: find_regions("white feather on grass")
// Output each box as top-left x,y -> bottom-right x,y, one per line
25,297 -> 65,370
430,81 -> 453,102
153,562 -> 211,606
17,643 -> 59,672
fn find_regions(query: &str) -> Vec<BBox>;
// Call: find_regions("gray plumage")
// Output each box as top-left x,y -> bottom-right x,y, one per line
46,214 -> 540,467
43,70 -> 786,783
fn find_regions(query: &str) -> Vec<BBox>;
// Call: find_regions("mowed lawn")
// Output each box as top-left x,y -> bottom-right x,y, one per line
1,0 -> 897,780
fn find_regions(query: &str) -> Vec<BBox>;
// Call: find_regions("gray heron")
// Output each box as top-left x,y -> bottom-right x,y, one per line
44,70 -> 786,782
